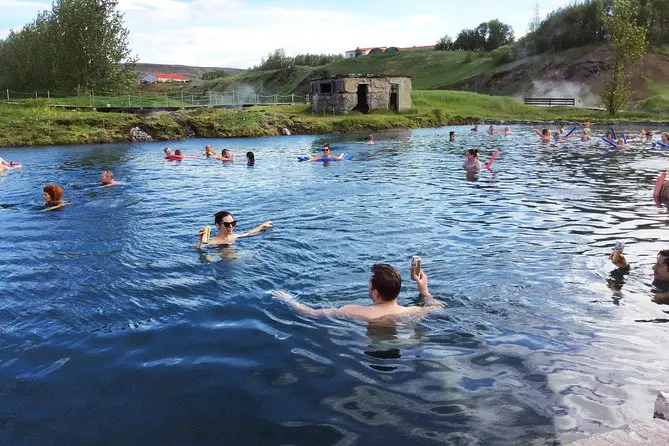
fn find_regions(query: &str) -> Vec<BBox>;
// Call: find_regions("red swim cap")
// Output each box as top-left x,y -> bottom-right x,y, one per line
584,121 -> 590,127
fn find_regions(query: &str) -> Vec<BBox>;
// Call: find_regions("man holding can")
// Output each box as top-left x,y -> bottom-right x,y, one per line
272,263 -> 443,321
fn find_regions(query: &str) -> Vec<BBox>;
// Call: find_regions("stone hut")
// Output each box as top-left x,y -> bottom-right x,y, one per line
310,74 -> 412,114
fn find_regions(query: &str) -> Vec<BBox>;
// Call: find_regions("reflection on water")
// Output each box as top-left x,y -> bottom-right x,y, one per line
1,126 -> 669,444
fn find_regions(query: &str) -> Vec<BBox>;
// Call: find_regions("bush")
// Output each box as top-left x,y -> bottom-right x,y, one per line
491,45 -> 515,65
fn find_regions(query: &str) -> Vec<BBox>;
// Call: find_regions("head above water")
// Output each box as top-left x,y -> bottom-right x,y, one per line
542,129 -> 549,136
101,170 -> 114,185
222,149 -> 231,156
164,147 -> 172,155
214,210 -> 236,231
174,149 -> 183,156
466,148 -> 479,158
369,263 -> 402,302
322,144 -> 331,153
246,151 -> 255,164
43,184 -> 64,203
654,250 -> 669,281
365,135 -> 373,143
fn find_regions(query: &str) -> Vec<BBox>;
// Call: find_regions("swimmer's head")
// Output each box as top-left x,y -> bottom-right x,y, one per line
322,144 -> 331,154
466,148 -> 479,159
584,121 -> 590,127
369,263 -> 402,302
222,149 -> 231,156
616,138 -> 625,145
663,132 -> 669,143
164,147 -> 172,155
43,184 -> 64,204
365,135 -> 373,143
654,250 -> 669,281
246,151 -> 255,164
174,149 -> 182,156
542,129 -> 549,136
214,210 -> 236,232
101,170 -> 114,185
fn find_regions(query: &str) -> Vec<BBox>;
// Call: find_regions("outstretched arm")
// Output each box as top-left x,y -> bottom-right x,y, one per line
272,291 -> 342,317
237,220 -> 273,238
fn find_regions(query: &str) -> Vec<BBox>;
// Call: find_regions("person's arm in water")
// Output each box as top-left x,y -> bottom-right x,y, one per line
236,221 -> 273,238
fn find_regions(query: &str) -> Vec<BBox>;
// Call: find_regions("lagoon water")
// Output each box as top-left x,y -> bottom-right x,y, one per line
1,126 -> 669,444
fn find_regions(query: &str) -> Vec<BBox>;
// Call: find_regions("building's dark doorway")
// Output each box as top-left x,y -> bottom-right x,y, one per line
355,84 -> 369,113
390,84 -> 399,112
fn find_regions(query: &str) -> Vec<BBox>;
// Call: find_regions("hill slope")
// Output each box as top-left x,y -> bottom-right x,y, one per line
133,63 -> 245,80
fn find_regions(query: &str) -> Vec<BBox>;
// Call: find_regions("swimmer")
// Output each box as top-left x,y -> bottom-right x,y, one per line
580,129 -> 591,142
487,125 -> 495,135
501,126 -> 510,136
662,132 -> 669,145
471,124 -> 479,132
164,147 -> 172,156
42,184 -> 69,211
615,137 -> 630,148
365,135 -> 374,145
462,148 -> 482,172
100,170 -> 118,187
533,128 -> 551,143
449,131 -> 456,142
167,149 -> 198,160
610,248 -> 669,303
203,144 -> 215,157
311,144 -> 344,161
0,156 -> 21,170
217,149 -> 234,161
644,130 -> 654,142
195,211 -> 273,248
272,263 -> 442,321
246,151 -> 255,166
654,170 -> 669,202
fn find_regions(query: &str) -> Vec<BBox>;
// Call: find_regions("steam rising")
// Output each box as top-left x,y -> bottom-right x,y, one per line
529,81 -> 600,107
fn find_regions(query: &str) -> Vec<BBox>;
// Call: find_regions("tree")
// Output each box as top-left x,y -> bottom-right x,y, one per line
601,0 -> 647,116
528,1 -> 541,33
485,19 -> 514,51
355,47 -> 363,57
435,35 -> 453,51
0,0 -> 136,93
453,20 -> 513,51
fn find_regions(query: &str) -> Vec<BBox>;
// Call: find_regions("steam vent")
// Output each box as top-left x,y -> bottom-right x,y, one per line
309,74 -> 412,114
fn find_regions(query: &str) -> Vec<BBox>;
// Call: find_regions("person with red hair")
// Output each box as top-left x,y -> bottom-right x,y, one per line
42,184 -> 69,211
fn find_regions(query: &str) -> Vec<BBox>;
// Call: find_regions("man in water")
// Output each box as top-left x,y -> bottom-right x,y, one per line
610,249 -> 669,302
272,263 -> 443,321
449,131 -> 456,142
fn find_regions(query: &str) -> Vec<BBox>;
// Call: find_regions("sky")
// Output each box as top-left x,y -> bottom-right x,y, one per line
1,0 -> 576,69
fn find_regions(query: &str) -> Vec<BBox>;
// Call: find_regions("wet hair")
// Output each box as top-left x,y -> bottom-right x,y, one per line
322,144 -> 331,150
214,211 -> 233,226
663,132 -> 669,141
101,170 -> 114,184
449,131 -> 455,137
222,149 -> 230,155
43,184 -> 64,202
370,264 -> 402,301
659,250 -> 669,267
246,151 -> 255,164
542,129 -> 549,135
164,147 -> 171,154
174,149 -> 182,156
365,135 -> 373,142
466,148 -> 479,157
616,138 -> 625,145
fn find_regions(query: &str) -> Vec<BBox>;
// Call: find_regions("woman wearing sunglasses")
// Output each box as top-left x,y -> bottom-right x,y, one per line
310,144 -> 345,161
196,210 -> 273,248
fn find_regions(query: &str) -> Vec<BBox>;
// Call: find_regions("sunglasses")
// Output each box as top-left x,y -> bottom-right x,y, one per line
222,221 -> 237,228
323,148 -> 330,152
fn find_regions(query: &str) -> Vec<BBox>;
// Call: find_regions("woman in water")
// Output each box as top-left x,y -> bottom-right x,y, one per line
196,210 -> 273,248
533,128 -> 552,143
43,184 -> 69,211
462,149 -> 482,172
311,144 -> 344,161
203,144 -> 215,157
246,151 -> 255,166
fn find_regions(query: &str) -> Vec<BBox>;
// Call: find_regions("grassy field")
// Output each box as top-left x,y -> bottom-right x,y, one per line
1,90 -> 668,147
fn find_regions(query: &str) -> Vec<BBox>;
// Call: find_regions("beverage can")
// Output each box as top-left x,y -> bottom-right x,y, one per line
411,255 -> 422,278
202,225 -> 211,244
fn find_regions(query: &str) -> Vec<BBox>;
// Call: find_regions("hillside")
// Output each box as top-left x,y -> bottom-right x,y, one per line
132,63 -> 245,79
177,46 -> 669,111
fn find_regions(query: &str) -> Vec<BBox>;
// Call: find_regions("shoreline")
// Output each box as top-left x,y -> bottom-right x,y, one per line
1,101 -> 667,148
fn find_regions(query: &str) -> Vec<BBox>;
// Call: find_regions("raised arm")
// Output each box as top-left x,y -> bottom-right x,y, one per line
411,271 -> 444,308
237,220 -> 273,238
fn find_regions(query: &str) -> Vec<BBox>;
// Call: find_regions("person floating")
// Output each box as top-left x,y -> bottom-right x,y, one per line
195,210 -> 273,248
42,184 -> 69,211
272,262 -> 442,321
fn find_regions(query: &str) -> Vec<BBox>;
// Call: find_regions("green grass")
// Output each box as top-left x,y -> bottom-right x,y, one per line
2,90 -> 669,147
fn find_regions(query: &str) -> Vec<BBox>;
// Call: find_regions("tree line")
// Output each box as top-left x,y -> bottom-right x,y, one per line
0,0 -> 136,94
436,19 -> 515,52
253,49 -> 343,70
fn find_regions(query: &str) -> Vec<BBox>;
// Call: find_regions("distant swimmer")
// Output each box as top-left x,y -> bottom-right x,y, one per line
42,184 -> 69,211
203,144 -> 215,157
533,128 -> 551,143
164,147 -> 172,156
365,135 -> 375,145
610,245 -> 669,304
195,210 -> 273,249
449,131 -> 456,142
100,170 -> 119,187
580,129 -> 591,142
471,124 -> 479,132
500,126 -> 511,136
246,151 -> 255,166
653,170 -> 669,202
0,156 -> 22,171
462,148 -> 482,172
272,262 -> 443,321
487,125 -> 495,135
166,149 -> 198,160
217,149 -> 234,161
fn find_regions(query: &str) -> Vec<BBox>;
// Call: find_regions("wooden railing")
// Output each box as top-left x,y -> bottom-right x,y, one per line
523,97 -> 576,107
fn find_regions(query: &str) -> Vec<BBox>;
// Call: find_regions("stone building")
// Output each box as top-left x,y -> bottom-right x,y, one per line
309,75 -> 412,114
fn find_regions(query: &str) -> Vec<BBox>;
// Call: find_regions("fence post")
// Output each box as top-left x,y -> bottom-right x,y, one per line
35,91 -> 38,102
232,90 -> 235,105
138,90 -> 142,108
274,93 -> 278,104
47,90 -> 50,101
128,94 -> 131,108
291,94 -> 294,104
165,93 -> 169,107
191,94 -> 194,106
5,89 -> 8,101
181,91 -> 184,104
209,90 -> 212,106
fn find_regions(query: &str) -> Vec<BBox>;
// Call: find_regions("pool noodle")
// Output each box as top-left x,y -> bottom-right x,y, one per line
297,153 -> 352,162
560,127 -> 577,140
654,171 -> 667,198
485,150 -> 499,169
602,137 -> 618,148
622,133 -> 627,144
653,141 -> 669,148
610,127 -> 617,140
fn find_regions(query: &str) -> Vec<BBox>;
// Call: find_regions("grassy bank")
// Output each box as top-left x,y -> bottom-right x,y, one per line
1,90 -> 668,147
